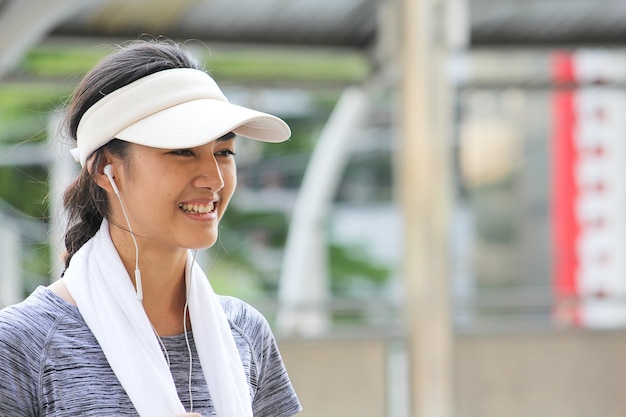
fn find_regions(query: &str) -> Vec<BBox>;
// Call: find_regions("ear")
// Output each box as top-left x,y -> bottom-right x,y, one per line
91,157 -> 118,194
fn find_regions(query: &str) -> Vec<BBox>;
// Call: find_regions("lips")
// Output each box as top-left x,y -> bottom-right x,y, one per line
178,202 -> 215,214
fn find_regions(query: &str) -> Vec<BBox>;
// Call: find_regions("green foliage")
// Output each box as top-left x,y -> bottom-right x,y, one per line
17,45 -> 368,84
19,47 -> 112,78
212,207 -> 288,292
203,49 -> 368,84
0,166 -> 49,220
22,242 -> 51,294
0,84 -> 70,143
220,207 -> 288,248
259,116 -> 320,159
329,243 -> 390,295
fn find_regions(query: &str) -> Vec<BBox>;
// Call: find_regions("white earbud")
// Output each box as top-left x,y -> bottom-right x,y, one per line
103,164 -> 120,195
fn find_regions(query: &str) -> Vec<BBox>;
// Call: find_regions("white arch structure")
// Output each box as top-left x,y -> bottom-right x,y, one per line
0,0 -> 100,81
276,86 -> 368,336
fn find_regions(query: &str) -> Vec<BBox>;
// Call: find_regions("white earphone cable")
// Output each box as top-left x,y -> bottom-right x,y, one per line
105,165 -> 143,301
116,194 -> 143,301
184,250 -> 198,412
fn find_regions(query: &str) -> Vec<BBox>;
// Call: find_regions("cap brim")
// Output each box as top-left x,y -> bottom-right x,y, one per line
114,99 -> 291,149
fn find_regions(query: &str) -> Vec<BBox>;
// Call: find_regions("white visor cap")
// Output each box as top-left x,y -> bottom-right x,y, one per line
73,68 -> 291,166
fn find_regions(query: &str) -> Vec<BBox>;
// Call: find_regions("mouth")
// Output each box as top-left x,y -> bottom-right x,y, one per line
178,201 -> 216,214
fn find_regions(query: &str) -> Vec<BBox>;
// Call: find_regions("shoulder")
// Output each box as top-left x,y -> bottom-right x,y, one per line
218,295 -> 275,346
0,286 -> 83,360
217,295 -> 278,362
0,287 -> 78,415
218,295 -> 268,328
0,287 -> 71,345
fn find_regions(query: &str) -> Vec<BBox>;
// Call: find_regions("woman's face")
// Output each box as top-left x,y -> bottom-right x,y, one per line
107,134 -> 237,253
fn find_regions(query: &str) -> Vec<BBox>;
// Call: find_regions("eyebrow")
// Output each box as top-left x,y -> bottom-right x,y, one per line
217,132 -> 236,142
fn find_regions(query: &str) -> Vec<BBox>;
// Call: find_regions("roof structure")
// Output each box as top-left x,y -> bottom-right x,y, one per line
50,0 -> 378,49
471,0 -> 626,47
2,0 -> 626,83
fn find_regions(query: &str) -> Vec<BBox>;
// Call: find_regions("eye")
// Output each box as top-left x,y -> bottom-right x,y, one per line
215,149 -> 236,157
169,149 -> 195,157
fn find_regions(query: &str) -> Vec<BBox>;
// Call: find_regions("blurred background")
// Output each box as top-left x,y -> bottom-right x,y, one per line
2,0 -> 626,416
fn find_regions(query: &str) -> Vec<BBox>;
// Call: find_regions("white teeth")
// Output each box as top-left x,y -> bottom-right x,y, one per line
179,202 -> 214,214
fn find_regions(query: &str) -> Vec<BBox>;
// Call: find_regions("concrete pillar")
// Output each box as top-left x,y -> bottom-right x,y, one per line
397,0 -> 465,415
0,218 -> 21,307
48,111 -> 77,281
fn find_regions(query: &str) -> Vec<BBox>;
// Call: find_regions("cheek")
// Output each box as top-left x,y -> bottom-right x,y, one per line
229,170 -> 237,190
223,164 -> 237,192
223,171 -> 237,201
218,171 -> 237,219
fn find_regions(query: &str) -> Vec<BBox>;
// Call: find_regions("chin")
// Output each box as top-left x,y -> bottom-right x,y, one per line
187,236 -> 218,250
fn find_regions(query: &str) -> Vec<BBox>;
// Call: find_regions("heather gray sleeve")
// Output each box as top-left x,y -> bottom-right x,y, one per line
252,321 -> 302,417
0,304 -> 45,417
0,288 -> 137,417
220,297 -> 302,417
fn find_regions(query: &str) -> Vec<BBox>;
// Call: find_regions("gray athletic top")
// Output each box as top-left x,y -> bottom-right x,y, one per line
0,287 -> 301,417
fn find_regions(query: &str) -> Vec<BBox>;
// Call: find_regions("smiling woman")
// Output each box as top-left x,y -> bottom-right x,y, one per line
0,40 -> 302,417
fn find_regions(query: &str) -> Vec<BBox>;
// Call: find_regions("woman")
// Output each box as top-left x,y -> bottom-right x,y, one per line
0,40 -> 302,417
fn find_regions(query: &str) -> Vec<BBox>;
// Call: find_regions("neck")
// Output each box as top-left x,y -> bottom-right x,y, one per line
109,223 -> 191,336
139,254 -> 189,336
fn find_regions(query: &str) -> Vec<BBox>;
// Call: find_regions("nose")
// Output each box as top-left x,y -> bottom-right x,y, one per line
192,155 -> 224,191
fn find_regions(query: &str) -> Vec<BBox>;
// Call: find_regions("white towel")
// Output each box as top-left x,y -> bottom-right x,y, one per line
64,219 -> 253,417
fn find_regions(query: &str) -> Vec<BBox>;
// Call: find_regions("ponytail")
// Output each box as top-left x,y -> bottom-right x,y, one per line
62,158 -> 107,268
